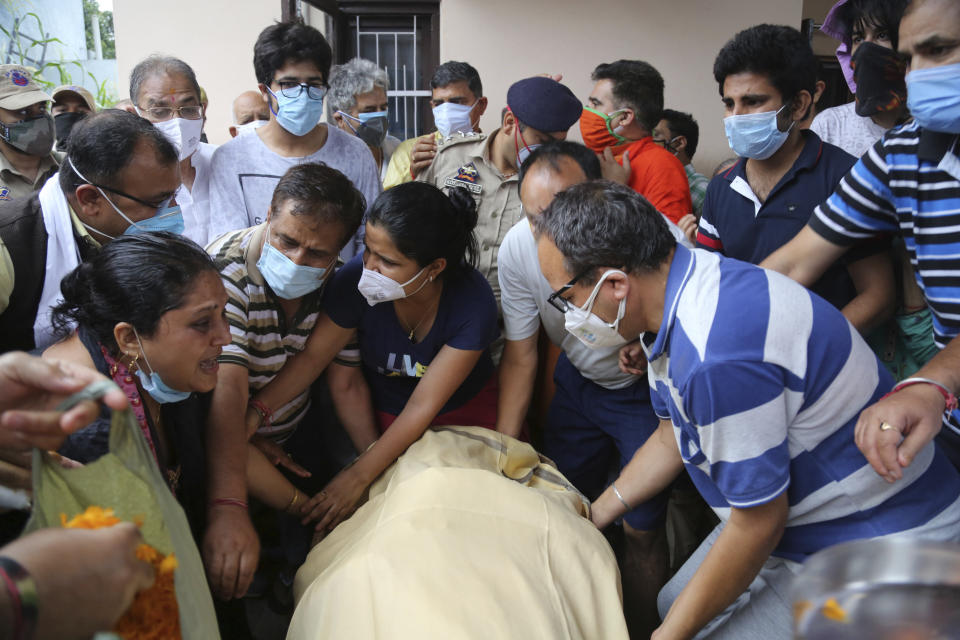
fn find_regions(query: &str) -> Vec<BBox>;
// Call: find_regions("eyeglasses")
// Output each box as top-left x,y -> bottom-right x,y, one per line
135,105 -> 203,121
276,82 -> 327,100
546,267 -> 594,313
94,183 -> 174,210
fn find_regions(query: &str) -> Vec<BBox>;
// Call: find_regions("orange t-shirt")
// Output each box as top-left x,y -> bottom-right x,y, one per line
612,136 -> 692,224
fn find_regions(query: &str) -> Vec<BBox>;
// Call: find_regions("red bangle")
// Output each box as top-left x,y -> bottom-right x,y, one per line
409,164 -> 417,180
249,399 -> 273,430
0,557 -> 37,640
883,377 -> 959,412
210,498 -> 248,510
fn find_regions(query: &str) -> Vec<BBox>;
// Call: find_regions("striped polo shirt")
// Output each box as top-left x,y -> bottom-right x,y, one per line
642,244 -> 960,561
208,224 -> 360,442
809,122 -> 960,434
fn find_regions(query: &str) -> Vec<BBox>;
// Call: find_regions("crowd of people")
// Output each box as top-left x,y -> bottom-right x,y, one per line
0,0 -> 958,637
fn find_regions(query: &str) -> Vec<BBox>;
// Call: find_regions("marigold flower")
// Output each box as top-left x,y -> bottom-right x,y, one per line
62,506 -> 181,639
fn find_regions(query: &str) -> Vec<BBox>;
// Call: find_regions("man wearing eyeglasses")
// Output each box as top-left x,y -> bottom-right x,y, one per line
126,55 -> 216,246
535,179 -> 960,639
207,22 -> 380,259
0,110 -> 180,353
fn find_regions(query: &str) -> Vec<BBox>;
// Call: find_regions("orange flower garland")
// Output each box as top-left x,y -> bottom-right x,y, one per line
61,507 -> 181,639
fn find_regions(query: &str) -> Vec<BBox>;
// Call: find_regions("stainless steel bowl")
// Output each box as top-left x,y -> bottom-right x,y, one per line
792,538 -> 960,639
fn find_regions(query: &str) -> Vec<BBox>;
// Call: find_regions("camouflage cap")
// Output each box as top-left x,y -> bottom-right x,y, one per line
0,65 -> 52,110
52,84 -> 97,112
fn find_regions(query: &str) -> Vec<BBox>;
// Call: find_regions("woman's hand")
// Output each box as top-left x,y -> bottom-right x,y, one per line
300,466 -> 369,532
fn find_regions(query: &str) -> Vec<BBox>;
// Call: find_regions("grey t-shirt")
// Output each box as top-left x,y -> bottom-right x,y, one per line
498,215 -> 690,390
206,124 -> 381,258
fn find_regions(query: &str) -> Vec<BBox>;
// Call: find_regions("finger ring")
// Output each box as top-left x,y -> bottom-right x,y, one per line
880,422 -> 897,432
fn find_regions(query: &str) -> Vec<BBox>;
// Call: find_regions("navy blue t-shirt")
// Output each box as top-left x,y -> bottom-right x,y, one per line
696,131 -> 868,310
324,255 -> 499,416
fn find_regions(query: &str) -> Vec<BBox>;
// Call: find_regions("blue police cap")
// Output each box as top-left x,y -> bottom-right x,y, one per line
507,76 -> 582,133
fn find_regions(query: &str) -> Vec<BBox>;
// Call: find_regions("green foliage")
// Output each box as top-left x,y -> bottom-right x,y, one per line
2,6 -> 117,106
82,0 -> 115,59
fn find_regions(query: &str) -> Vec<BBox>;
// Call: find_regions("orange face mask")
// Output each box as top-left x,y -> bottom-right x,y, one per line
579,106 -> 630,152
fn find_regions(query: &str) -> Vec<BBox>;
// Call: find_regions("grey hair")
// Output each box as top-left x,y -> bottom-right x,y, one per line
326,57 -> 389,119
532,180 -> 675,284
129,55 -> 202,106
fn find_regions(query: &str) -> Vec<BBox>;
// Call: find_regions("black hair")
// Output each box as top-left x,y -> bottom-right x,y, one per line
713,24 -> 817,104
518,140 -> 601,190
533,181 -> 675,285
254,21 -> 333,86
270,163 -> 366,247
590,60 -> 664,132
129,55 -> 201,107
660,109 -> 700,159
839,0 -> 910,49
52,232 -> 218,354
367,182 -> 478,283
430,61 -> 483,99
59,109 -> 178,195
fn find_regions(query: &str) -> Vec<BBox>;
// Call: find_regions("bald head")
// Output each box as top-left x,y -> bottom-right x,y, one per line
230,90 -> 270,137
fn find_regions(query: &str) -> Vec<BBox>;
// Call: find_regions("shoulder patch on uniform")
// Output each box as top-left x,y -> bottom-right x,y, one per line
437,131 -> 486,149
444,162 -> 483,194
0,187 -> 10,201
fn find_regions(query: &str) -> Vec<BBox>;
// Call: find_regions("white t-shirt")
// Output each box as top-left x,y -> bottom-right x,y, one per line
497,214 -> 691,389
810,101 -> 887,159
206,124 -> 382,258
177,141 -> 216,247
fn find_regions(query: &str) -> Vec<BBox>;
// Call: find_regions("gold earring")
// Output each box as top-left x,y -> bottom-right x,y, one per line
127,352 -> 140,373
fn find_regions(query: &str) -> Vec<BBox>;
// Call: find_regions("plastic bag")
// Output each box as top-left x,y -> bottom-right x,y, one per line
23,380 -> 220,639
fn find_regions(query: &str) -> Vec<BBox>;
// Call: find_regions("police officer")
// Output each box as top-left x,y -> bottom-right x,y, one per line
416,76 -> 581,361
0,65 -> 57,202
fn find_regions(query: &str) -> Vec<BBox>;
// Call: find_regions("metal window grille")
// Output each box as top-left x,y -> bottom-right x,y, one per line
353,15 -> 431,140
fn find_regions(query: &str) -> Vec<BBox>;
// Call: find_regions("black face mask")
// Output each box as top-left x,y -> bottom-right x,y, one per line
54,112 -> 88,151
851,41 -> 907,118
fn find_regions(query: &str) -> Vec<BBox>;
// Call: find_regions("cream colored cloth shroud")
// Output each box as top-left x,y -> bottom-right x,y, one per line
288,426 -> 628,640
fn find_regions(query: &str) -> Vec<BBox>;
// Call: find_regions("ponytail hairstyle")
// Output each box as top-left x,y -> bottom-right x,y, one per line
367,182 -> 478,282
52,232 -> 219,355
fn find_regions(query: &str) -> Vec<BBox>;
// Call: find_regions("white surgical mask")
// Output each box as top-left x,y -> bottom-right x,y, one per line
153,117 -> 203,161
432,101 -> 477,137
235,119 -> 267,135
357,266 -> 428,306
564,270 -> 628,350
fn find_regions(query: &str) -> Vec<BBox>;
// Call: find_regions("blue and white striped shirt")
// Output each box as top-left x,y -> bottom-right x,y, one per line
642,245 -> 960,561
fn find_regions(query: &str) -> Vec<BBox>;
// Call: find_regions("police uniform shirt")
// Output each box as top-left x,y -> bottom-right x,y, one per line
416,129 -> 521,305
0,150 -> 58,202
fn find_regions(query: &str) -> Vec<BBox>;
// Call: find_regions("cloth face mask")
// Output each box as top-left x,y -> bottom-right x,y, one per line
851,41 -> 907,117
235,119 -> 267,135
0,113 -> 55,156
906,62 -> 960,134
564,270 -> 628,350
54,112 -> 86,151
723,105 -> 793,160
579,106 -> 630,152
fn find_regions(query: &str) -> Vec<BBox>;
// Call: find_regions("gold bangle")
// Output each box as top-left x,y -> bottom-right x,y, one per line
286,488 -> 300,512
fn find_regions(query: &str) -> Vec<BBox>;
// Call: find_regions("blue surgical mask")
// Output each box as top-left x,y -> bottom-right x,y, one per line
432,101 -> 477,137
267,86 -> 326,136
134,331 -> 191,404
906,62 -> 960,134
67,156 -> 185,238
256,230 -> 332,299
338,110 -> 389,147
723,104 -> 794,160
